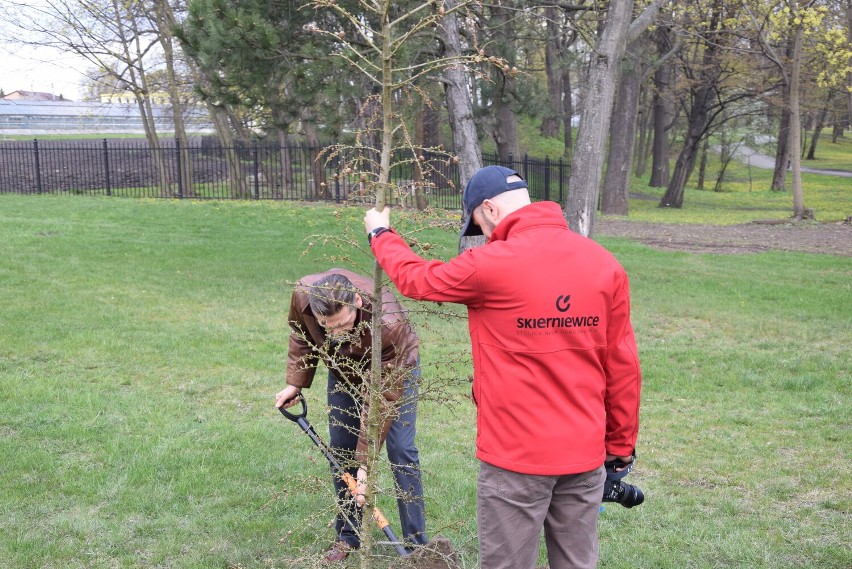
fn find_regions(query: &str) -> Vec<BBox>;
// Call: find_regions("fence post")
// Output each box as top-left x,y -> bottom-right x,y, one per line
559,157 -> 565,203
252,139 -> 260,199
33,139 -> 43,194
175,137 -> 184,199
523,153 -> 529,183
544,156 -> 551,201
103,139 -> 112,196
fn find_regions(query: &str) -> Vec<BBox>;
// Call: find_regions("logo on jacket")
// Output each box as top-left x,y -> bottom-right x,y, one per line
555,294 -> 571,312
515,292 -> 600,334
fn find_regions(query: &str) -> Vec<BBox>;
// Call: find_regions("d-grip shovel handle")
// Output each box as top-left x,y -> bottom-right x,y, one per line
278,392 -> 307,421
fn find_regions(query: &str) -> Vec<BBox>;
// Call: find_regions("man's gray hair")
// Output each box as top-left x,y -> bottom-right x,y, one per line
308,274 -> 358,316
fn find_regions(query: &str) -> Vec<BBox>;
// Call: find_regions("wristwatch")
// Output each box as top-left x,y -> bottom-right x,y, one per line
367,226 -> 389,244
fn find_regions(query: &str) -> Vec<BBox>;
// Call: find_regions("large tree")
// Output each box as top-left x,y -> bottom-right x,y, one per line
658,0 -> 761,209
566,0 -> 664,236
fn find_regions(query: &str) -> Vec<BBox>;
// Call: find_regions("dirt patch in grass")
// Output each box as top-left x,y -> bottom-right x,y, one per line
595,219 -> 852,257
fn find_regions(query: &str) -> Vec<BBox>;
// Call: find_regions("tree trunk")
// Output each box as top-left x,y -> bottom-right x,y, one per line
121,6 -> 170,197
184,53 -> 247,198
847,0 -> 852,130
413,95 -> 428,210
301,121 -> 328,199
697,137 -> 708,191
658,99 -> 710,208
562,64 -> 574,155
806,96 -> 830,160
772,36 -> 797,191
772,107 -> 791,191
153,0 -> 194,197
634,83 -> 650,177
649,29 -> 672,187
209,104 -> 248,197
832,121 -> 844,143
439,1 -> 482,182
439,0 -> 484,250
540,8 -> 562,138
789,22 -> 806,219
567,0 -> 636,236
659,1 -> 724,209
490,5 -> 518,162
601,42 -> 644,216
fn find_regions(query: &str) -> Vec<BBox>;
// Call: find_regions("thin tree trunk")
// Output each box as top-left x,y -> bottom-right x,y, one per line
772,106 -> 791,191
634,83 -> 650,177
209,104 -> 248,197
562,65 -> 574,155
789,22 -> 806,219
154,0 -> 194,196
119,4 -> 169,196
806,95 -> 830,160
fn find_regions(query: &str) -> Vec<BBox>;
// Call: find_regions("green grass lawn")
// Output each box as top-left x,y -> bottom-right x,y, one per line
1,195 -> 849,568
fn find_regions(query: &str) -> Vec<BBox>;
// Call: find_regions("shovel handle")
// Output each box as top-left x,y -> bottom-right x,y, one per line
278,393 -> 307,421
341,472 -> 409,557
278,393 -> 409,557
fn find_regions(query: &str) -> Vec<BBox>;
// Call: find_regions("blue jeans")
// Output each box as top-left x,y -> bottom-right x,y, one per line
327,367 -> 427,549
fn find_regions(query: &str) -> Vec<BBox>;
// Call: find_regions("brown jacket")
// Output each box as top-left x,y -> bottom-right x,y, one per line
286,268 -> 419,457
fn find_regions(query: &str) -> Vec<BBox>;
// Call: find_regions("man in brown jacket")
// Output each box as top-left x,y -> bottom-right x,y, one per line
275,268 -> 427,562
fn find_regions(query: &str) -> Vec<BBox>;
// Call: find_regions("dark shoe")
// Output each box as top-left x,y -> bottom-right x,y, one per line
323,540 -> 354,563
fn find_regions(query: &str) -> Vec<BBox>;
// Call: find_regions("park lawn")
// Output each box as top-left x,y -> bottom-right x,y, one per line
0,195 -> 849,568
619,147 -> 852,225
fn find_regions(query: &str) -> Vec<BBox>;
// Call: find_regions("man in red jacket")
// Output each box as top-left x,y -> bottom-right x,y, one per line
364,166 -> 641,568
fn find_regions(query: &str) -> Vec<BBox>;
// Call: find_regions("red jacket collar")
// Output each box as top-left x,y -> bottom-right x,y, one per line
489,201 -> 568,243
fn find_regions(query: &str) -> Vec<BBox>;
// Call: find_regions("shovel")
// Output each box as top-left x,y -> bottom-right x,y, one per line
279,393 -> 409,557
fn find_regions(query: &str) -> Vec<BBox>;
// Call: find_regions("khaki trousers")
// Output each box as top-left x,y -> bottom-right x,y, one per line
477,461 -> 605,569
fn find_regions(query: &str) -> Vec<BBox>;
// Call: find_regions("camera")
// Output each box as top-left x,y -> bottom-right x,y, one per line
602,458 -> 644,508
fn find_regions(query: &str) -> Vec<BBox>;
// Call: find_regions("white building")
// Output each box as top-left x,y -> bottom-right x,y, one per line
0,99 -> 212,135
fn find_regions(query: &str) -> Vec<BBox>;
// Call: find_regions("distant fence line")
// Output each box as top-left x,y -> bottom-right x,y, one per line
0,138 -> 570,208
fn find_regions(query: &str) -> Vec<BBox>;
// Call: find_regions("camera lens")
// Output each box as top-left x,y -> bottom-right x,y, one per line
618,482 -> 644,508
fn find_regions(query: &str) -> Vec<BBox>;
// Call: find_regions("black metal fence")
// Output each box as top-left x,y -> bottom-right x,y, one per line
0,138 -> 570,208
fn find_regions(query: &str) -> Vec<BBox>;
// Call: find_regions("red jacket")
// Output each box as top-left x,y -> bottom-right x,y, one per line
372,201 -> 641,475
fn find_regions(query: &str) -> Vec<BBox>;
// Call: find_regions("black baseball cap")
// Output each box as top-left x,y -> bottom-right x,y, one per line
460,166 -> 528,238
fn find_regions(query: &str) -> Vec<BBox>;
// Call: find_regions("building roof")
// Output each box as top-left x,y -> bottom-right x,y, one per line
0,99 -> 212,134
0,99 -> 173,119
2,90 -> 66,101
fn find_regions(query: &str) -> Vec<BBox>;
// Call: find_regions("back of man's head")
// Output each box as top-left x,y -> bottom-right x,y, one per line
308,274 -> 357,316
460,166 -> 530,238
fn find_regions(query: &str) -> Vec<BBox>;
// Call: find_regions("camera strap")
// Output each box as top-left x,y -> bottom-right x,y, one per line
604,458 -> 635,481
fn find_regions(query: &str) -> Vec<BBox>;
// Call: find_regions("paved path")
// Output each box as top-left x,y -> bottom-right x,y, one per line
734,146 -> 852,178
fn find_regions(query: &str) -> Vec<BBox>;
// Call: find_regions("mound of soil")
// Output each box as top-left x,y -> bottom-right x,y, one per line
387,537 -> 460,569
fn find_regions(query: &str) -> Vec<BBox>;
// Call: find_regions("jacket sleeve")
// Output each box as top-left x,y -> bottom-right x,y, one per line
371,229 -> 483,308
603,269 -> 642,457
285,291 -> 319,389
